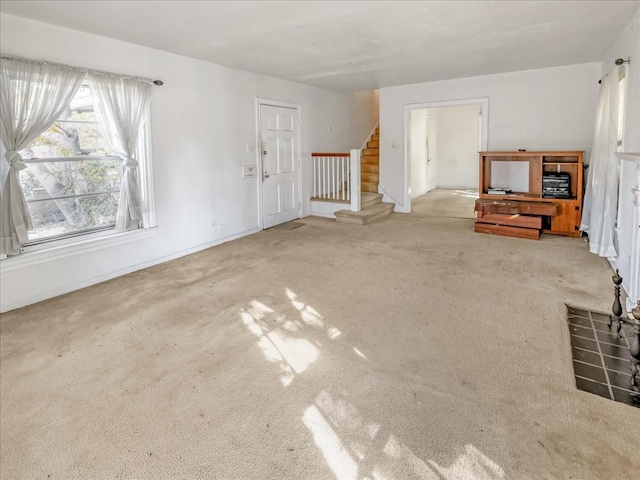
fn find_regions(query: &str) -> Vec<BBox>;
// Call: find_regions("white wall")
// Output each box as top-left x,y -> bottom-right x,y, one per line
601,7 -> 640,306
0,14 -> 376,312
409,109 -> 428,198
434,104 -> 480,189
380,63 -> 600,211
348,89 -> 379,148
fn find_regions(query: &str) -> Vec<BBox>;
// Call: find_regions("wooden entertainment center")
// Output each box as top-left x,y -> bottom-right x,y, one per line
475,151 -> 584,240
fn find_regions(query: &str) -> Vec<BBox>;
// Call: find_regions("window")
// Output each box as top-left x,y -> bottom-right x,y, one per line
617,69 -> 626,151
0,57 -> 155,261
16,81 -> 130,244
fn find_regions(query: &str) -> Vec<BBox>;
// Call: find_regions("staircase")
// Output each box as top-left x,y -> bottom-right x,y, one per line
334,127 -> 394,225
335,192 -> 394,225
361,128 -> 380,193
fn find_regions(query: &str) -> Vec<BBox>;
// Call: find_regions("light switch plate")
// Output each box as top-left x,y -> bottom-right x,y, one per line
242,165 -> 257,178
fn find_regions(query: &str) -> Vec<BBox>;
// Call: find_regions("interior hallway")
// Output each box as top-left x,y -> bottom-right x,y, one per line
412,188 -> 478,219
1,210 -> 638,479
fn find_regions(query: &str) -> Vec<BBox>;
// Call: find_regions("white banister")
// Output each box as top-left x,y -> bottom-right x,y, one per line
350,148 -> 361,212
313,158 -> 317,197
341,156 -> 346,201
332,158 -> 336,199
311,154 -> 350,202
311,151 -> 361,212
323,156 -> 327,198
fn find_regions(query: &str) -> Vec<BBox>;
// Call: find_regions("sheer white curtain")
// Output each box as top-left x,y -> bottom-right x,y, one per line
89,73 -> 151,231
0,57 -> 85,255
580,66 -> 620,258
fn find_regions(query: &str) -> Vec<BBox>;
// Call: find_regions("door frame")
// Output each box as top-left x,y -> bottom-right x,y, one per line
426,114 -> 436,193
255,98 -> 303,230
403,97 -> 489,212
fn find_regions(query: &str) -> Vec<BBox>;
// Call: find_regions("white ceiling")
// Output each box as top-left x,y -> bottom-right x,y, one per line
1,1 -> 638,92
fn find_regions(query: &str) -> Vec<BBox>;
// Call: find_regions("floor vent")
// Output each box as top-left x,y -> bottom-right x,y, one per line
567,305 -> 639,408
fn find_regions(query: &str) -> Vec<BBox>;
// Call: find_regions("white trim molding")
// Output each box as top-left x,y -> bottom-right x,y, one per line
402,97 -> 489,213
361,121 -> 379,151
615,152 -> 640,311
616,152 -> 640,163
138,120 -> 157,228
378,184 -> 402,212
310,200 -> 346,218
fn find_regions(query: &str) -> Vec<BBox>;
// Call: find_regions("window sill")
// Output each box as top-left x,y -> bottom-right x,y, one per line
0,227 -> 158,273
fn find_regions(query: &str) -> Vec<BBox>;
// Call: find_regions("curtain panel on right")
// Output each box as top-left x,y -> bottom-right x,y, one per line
580,66 -> 621,258
89,73 -> 151,232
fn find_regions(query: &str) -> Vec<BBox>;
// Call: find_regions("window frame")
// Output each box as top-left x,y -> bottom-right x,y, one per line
613,66 -> 628,253
0,79 -> 156,259
617,68 -> 627,152
20,155 -> 122,244
17,119 -> 155,255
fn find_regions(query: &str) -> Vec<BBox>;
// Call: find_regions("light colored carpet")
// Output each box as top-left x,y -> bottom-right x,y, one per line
412,189 -> 478,219
1,211 -> 638,480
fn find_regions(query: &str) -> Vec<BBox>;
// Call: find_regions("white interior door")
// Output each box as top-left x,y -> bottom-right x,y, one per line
260,104 -> 300,229
426,116 -> 436,191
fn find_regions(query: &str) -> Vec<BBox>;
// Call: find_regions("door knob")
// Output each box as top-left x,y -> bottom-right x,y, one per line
263,151 -> 267,155
264,172 -> 270,179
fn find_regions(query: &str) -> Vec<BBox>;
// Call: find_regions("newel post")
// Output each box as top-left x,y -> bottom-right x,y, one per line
350,148 -> 361,212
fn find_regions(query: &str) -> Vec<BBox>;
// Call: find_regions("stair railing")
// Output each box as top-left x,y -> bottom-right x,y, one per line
311,149 -> 361,212
349,148 -> 361,212
361,121 -> 379,150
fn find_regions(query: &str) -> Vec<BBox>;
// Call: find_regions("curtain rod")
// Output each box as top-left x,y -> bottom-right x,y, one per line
598,57 -> 630,84
0,53 -> 164,86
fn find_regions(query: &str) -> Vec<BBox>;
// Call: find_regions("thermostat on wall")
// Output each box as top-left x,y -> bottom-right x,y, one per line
242,165 -> 257,178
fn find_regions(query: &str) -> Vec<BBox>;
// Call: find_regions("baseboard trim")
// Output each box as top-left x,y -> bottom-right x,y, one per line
311,199 -> 347,218
378,184 -> 407,213
434,185 -> 478,190
0,226 -> 261,313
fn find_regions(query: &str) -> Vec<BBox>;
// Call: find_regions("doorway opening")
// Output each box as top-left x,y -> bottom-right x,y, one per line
404,98 -> 488,218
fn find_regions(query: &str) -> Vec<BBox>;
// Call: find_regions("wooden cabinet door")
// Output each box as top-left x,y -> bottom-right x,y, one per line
549,203 -> 581,236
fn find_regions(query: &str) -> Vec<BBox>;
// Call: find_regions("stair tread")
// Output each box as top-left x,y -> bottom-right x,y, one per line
360,192 -> 382,208
358,128 -> 380,196
335,201 -> 393,218
335,202 -> 393,225
361,192 -> 382,202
